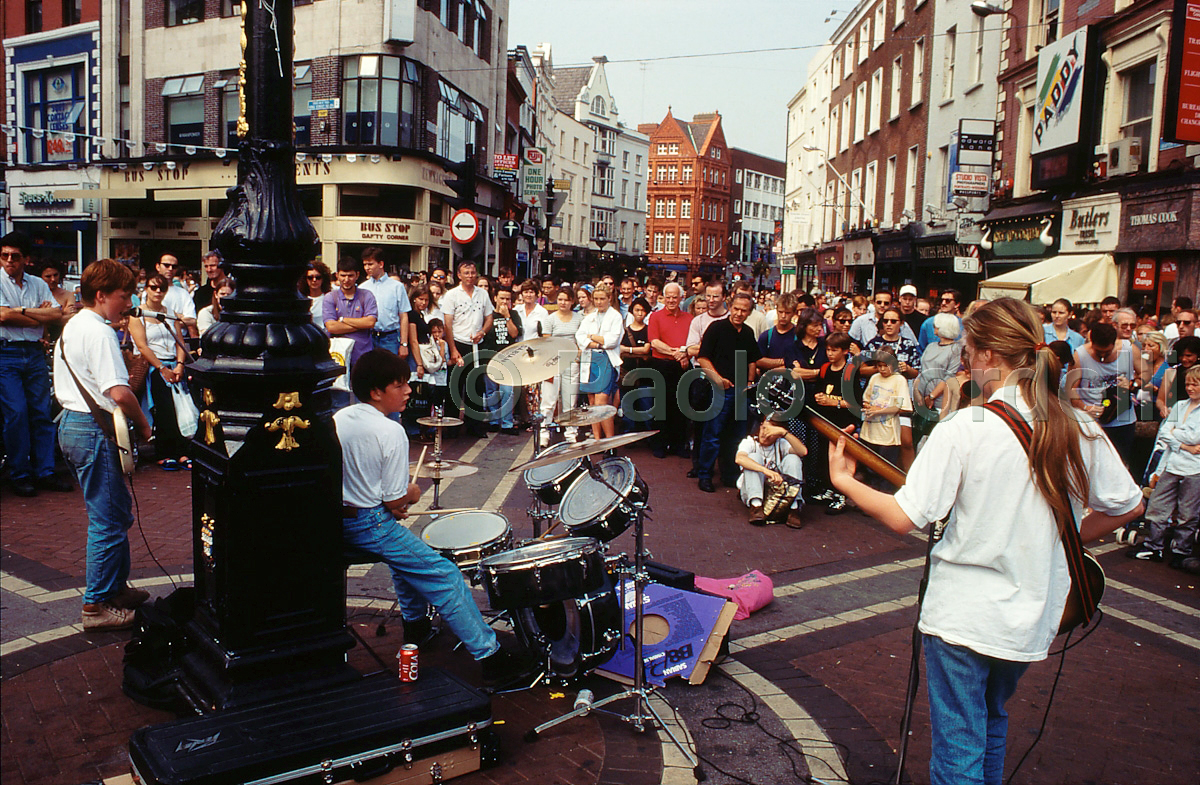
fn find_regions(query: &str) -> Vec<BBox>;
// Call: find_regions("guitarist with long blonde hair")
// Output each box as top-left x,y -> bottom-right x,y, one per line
54,259 -> 153,631
828,297 -> 1143,785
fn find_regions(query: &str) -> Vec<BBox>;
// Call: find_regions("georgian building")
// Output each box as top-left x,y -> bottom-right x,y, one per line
728,148 -> 785,289
642,110 -> 731,279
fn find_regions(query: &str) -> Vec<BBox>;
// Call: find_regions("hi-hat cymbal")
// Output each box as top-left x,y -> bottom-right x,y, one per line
508,430 -> 658,472
416,415 -> 465,428
554,404 -> 617,427
411,459 -> 478,479
486,336 -> 578,386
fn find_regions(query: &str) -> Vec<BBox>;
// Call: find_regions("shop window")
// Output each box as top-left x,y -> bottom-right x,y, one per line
23,64 -> 87,164
294,64 -> 312,145
162,75 -> 205,147
221,1 -> 241,17
166,0 -> 204,26
219,78 -> 239,148
343,55 -> 421,148
1121,60 -> 1155,173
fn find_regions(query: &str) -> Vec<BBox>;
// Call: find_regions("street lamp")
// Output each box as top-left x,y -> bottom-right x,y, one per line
970,2 -> 1008,17
803,146 -> 876,227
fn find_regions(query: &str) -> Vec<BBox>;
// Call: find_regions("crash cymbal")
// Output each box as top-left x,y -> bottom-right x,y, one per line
411,459 -> 478,479
508,430 -> 658,472
554,404 -> 618,427
486,336 -> 578,386
416,415 -> 465,428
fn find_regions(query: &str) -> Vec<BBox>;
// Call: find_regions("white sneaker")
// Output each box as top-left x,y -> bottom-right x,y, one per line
565,427 -> 579,443
538,431 -> 550,449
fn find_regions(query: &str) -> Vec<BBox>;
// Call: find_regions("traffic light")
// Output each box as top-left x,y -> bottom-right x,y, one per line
445,143 -> 477,210
545,179 -> 562,217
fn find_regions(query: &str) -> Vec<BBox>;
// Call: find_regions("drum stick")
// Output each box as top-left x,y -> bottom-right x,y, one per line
408,507 -> 487,516
412,446 -> 428,481
536,518 -> 563,539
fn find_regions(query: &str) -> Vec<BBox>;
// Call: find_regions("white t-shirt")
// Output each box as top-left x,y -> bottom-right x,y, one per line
519,303 -> 549,340
440,285 -> 493,344
54,309 -> 128,414
161,285 -> 197,321
333,403 -> 411,509
894,386 -> 1141,662
576,306 -> 624,382
734,434 -> 796,491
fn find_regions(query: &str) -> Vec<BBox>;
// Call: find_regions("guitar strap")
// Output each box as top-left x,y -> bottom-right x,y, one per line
57,334 -> 120,444
983,399 -> 1096,627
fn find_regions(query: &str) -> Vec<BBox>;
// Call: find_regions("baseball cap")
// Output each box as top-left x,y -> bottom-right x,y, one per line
899,284 -> 918,297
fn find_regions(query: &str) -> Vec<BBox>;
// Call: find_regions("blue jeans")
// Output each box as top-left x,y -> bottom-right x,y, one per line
484,374 -> 515,428
343,505 -> 499,660
923,634 -> 1029,785
58,411 -> 135,605
697,386 -> 748,483
0,343 -> 57,483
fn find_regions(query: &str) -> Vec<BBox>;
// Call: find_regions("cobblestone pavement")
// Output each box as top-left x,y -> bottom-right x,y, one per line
3,427 -> 1198,785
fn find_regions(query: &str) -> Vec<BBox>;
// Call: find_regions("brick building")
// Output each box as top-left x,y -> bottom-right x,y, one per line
2,0 -> 103,263
642,110 -> 731,279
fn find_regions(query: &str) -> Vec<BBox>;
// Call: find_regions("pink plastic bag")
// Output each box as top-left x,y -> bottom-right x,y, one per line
693,570 -> 774,620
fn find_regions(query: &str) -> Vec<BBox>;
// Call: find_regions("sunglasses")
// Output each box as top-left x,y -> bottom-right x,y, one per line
1179,319 -> 1195,325
881,318 -> 901,324
941,297 -> 955,303
835,317 -> 853,323
146,285 -> 164,292
874,300 -> 890,306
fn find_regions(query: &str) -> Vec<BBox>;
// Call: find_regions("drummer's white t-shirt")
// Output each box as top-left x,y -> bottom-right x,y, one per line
334,402 -> 410,508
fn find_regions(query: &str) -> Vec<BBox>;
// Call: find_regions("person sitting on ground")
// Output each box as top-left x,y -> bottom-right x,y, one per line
334,349 -> 533,687
1127,365 -> 1200,567
736,417 -> 807,526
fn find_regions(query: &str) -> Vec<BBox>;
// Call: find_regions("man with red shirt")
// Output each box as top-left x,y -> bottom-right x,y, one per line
647,281 -> 693,458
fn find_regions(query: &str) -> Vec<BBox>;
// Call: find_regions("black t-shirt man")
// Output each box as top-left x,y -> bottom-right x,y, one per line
698,317 -> 761,386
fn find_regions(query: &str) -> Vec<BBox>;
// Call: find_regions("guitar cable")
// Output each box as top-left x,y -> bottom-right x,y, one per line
127,474 -> 179,593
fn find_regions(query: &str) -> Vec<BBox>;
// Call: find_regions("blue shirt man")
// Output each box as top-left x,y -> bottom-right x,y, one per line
358,248 -> 411,359
919,289 -> 963,353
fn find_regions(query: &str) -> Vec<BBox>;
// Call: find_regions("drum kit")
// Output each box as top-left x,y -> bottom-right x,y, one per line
410,334 -> 700,770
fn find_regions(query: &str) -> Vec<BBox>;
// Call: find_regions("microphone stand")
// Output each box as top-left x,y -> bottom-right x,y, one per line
524,461 -> 703,781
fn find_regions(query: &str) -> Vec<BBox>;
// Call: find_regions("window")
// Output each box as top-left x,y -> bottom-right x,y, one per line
655,199 -> 666,218
619,221 -> 628,251
681,198 -> 692,218
851,168 -> 863,226
869,68 -> 884,134
594,164 -> 614,196
635,154 -> 642,174
905,145 -> 919,217
23,64 -> 87,163
733,199 -> 741,215
670,142 -> 680,155
855,82 -> 867,141
1122,60 -> 1156,171
884,155 -> 897,226
942,27 -> 956,101
633,223 -> 641,252
666,199 -> 676,218
657,143 -> 669,154
621,179 -> 628,207
679,232 -> 690,254
844,42 -> 854,78
63,0 -> 82,26
831,104 -> 840,151
833,51 -> 842,87
294,64 -> 313,145
841,96 -> 851,151
25,0 -> 43,33
864,161 -> 877,225
682,163 -> 693,181
665,233 -> 675,253
220,79 -> 238,147
735,169 -> 743,184
912,38 -> 925,106
435,78 -> 482,161
162,74 -> 205,147
1029,0 -> 1060,53
874,4 -> 885,49
221,0 -> 241,16
574,138 -> 580,161
598,128 -> 616,155
654,232 -> 664,253
591,207 -> 614,243
970,15 -> 985,85
622,150 -> 629,170
166,0 -> 204,27
859,21 -> 870,63
633,183 -> 641,210
895,0 -> 905,28
667,164 -> 678,182
890,56 -> 903,119
751,203 -> 760,218
343,55 -> 421,148
712,147 -> 721,159
592,95 -> 606,114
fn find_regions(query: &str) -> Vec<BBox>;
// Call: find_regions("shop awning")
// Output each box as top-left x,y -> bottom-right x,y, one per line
978,253 -> 1117,305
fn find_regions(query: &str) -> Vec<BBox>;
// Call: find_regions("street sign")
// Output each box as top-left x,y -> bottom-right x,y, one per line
952,172 -> 990,197
500,219 -> 520,239
450,209 -> 480,244
553,179 -> 572,191
308,98 -> 340,112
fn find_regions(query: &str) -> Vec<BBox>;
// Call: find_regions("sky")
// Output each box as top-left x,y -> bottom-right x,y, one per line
506,0 -> 860,159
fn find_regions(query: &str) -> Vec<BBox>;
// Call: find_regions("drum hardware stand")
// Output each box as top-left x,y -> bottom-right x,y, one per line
524,467 -> 702,780
429,406 -> 448,509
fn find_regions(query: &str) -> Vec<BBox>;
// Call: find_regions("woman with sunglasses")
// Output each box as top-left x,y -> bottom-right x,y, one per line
865,307 -> 922,467
300,260 -> 332,327
128,275 -> 190,470
829,307 -> 861,355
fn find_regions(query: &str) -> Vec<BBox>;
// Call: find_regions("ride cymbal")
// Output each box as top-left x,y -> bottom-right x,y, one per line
508,430 -> 658,472
486,336 -> 578,386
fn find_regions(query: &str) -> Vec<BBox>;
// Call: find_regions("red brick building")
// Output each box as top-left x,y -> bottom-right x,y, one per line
642,110 -> 731,278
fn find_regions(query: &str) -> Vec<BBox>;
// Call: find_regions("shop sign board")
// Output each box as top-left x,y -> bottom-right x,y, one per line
493,153 -> 519,183
1165,0 -> 1200,143
957,119 -> 996,167
1031,27 -> 1090,155
951,172 -> 989,197
1119,193 -> 1191,252
1132,259 -> 1157,290
1061,194 -> 1120,252
954,255 -> 981,274
11,187 -> 80,218
522,148 -> 546,199
843,238 -> 873,267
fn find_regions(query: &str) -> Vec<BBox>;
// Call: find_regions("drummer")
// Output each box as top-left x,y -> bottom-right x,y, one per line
334,349 -> 533,688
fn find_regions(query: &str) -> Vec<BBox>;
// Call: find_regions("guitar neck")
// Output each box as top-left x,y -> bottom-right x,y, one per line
801,406 -> 908,488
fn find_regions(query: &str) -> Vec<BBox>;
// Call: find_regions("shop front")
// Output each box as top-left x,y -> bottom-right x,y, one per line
812,244 -> 841,293
841,237 -> 873,293
873,230 -> 911,294
98,155 -> 477,277
911,233 -> 981,299
979,202 -> 1061,296
1116,180 -> 1200,319
9,172 -> 99,272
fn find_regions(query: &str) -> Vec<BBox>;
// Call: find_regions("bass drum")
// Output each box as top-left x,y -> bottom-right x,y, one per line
512,583 -> 622,682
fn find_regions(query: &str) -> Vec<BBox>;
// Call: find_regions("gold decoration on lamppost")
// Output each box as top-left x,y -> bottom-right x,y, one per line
266,415 -> 310,451
199,410 -> 221,445
272,391 -> 302,411
236,1 -> 249,138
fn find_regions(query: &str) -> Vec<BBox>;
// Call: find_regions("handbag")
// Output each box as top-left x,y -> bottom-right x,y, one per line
419,340 -> 445,372
328,336 -> 355,392
984,400 -> 1104,633
1097,383 -> 1135,425
169,380 -> 199,439
579,349 -> 615,394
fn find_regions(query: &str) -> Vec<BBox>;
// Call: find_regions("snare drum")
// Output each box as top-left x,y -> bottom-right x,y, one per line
557,456 -> 647,542
512,583 -> 622,681
523,442 -> 588,505
479,537 -> 606,610
420,511 -> 513,575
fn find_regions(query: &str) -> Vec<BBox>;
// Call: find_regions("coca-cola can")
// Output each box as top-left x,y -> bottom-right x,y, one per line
398,644 -> 419,682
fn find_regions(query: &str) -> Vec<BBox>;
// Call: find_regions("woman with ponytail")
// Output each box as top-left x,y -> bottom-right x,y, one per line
828,297 -> 1143,785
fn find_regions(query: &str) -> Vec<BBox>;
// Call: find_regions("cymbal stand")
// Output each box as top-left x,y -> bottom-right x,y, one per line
429,405 -> 447,509
524,465 -> 701,779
